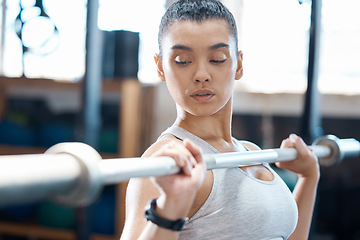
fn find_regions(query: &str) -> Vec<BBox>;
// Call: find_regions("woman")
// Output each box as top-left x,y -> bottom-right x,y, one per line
120,1 -> 319,239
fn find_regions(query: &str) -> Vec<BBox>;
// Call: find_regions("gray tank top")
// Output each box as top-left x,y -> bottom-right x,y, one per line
160,126 -> 298,240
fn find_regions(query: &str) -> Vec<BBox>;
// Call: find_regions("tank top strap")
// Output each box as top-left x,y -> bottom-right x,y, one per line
159,126 -> 250,154
232,138 -> 248,152
159,126 -> 219,154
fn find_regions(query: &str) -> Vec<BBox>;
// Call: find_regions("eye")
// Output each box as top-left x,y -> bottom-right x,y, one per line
175,60 -> 192,65
174,55 -> 192,65
210,51 -> 227,64
210,59 -> 226,64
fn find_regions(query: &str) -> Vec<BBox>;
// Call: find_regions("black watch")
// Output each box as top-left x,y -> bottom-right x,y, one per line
145,198 -> 188,231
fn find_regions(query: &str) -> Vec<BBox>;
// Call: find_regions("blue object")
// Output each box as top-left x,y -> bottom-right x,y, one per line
0,203 -> 38,222
91,187 -> 116,234
37,122 -> 74,148
37,201 -> 75,229
0,120 -> 35,146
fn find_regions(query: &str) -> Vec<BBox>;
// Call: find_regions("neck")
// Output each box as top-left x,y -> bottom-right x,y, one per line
173,99 -> 233,143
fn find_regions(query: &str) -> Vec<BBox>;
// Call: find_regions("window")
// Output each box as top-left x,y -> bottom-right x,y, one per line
233,0 -> 360,95
234,0 -> 310,93
319,0 -> 360,94
0,0 -> 165,83
2,0 -> 359,92
1,0 -> 87,80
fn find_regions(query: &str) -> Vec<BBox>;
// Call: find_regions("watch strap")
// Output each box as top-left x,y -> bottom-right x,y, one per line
145,198 -> 188,231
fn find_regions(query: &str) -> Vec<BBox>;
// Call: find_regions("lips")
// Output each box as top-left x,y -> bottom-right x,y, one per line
190,89 -> 215,102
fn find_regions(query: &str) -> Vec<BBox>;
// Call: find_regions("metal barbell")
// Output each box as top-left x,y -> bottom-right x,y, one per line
0,135 -> 359,207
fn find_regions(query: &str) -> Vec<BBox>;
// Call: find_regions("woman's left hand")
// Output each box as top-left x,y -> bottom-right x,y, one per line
276,134 -> 320,180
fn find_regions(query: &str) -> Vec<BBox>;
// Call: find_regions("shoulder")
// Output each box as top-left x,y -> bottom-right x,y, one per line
122,134 -> 188,239
126,133 -> 182,207
239,140 -> 262,151
142,133 -> 182,157
123,134 -> 181,238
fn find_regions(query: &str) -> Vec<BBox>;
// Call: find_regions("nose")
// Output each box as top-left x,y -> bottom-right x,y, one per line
193,61 -> 210,83
195,78 -> 209,83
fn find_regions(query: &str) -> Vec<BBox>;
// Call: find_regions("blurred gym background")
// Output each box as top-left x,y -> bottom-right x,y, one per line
0,0 -> 359,239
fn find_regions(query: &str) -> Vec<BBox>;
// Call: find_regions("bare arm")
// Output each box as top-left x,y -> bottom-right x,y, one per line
276,134 -> 320,240
289,172 -> 319,240
120,139 -> 206,240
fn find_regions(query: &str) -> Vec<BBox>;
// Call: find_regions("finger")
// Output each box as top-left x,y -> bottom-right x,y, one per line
172,142 -> 196,175
159,142 -> 194,176
184,139 -> 204,166
171,144 -> 194,176
183,139 -> 207,184
182,139 -> 198,169
280,137 -> 293,148
289,134 -> 311,158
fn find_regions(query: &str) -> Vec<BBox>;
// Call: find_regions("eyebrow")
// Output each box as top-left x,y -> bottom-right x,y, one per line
171,45 -> 192,51
209,43 -> 229,50
171,42 -> 229,52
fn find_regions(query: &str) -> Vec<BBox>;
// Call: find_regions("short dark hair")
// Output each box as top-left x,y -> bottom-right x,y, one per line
158,0 -> 238,58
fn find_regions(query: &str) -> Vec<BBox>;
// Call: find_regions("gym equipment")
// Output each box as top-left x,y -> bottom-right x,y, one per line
0,135 -> 359,207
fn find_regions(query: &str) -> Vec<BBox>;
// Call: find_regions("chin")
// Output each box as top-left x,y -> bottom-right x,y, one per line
188,108 -> 224,117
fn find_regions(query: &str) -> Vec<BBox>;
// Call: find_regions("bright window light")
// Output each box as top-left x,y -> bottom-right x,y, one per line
1,0 -> 359,93
236,0 -> 310,93
235,0 -> 360,95
0,0 -> 165,83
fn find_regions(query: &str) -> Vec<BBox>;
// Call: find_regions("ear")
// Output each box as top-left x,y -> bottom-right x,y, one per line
154,54 -> 166,82
235,50 -> 243,80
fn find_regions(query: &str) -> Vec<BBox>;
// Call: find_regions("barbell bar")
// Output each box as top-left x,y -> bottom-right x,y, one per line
0,135 -> 359,208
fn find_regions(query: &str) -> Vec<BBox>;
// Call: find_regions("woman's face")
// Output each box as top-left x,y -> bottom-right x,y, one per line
156,19 -> 243,117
